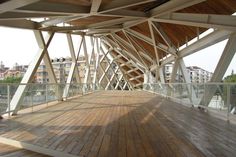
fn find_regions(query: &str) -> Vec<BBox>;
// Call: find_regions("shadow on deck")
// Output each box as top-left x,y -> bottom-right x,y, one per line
0,91 -> 236,157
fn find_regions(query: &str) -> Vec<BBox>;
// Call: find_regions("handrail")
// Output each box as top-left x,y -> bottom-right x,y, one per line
0,83 -> 102,117
143,83 -> 236,119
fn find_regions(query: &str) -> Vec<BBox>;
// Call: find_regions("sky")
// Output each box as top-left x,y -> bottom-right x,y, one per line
0,26 -> 235,77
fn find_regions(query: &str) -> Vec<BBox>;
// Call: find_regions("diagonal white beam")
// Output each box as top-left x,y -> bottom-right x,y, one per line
105,67 -> 119,90
100,47 -> 117,89
127,72 -> 142,83
20,1 -> 89,15
99,59 -> 113,88
148,20 -> 160,64
102,9 -> 147,18
33,31 -> 57,84
86,28 -> 119,35
101,43 -> 125,88
151,21 -> 177,52
63,34 -> 83,98
100,44 -> 122,88
92,38 -> 101,84
102,38 -> 141,78
0,12 -> 65,20
126,28 -> 175,54
199,33 -> 236,106
134,83 -> 143,88
104,36 -> 143,71
0,0 -> 39,14
103,41 -> 134,89
126,68 -> 139,74
90,0 -> 102,14
39,0 -> 149,27
123,30 -> 154,63
88,37 -> 97,83
123,81 -> 128,90
115,74 -> 123,90
113,48 -> 145,73
178,58 -> 197,104
41,15 -> 86,27
8,31 -> 54,114
117,0 -> 206,31
129,74 -> 144,81
98,47 -> 113,86
88,17 -> 143,29
150,30 -> 232,71
99,0 -> 155,13
122,30 -> 149,68
43,52 -> 57,83
111,33 -> 146,69
0,19 -> 40,29
149,0 -> 206,17
83,36 -> 92,84
153,13 -> 236,32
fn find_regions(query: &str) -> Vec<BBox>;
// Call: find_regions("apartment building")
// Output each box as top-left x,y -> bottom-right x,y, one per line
0,62 -> 27,80
163,63 -> 174,82
35,56 -> 112,85
187,66 -> 213,83
163,63 -> 212,83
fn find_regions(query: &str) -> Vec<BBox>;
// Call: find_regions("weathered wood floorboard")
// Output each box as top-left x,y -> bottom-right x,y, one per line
0,91 -> 236,157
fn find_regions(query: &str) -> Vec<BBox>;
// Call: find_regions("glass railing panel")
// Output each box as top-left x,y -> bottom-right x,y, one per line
192,83 -> 205,105
142,83 -> 236,118
19,84 -> 47,110
202,84 -> 226,110
0,84 -> 8,114
229,84 -> 236,114
47,84 -> 58,102
0,83 -> 100,116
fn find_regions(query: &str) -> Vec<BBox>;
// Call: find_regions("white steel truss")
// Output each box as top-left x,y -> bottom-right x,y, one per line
100,44 -> 123,90
8,30 -> 54,114
1,0 -> 236,115
62,34 -> 83,99
199,33 -> 236,106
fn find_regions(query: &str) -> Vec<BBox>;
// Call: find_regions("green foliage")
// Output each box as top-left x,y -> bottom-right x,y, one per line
224,74 -> 236,83
0,76 -> 22,83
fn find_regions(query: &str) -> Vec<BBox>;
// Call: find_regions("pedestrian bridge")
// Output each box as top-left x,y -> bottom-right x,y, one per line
0,91 -> 236,157
0,0 -> 236,156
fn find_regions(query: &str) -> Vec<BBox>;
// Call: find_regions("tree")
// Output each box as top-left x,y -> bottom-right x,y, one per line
223,73 -> 236,112
0,77 -> 23,95
0,76 -> 22,83
224,74 -> 236,83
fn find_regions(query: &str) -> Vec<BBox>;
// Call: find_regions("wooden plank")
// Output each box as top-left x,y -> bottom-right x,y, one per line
1,91 -> 236,157
0,137 -> 77,157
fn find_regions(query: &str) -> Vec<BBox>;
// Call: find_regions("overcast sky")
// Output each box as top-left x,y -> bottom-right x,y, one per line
0,26 -> 235,77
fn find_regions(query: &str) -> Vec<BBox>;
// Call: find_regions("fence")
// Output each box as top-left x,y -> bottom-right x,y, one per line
143,83 -> 236,118
0,83 -> 101,117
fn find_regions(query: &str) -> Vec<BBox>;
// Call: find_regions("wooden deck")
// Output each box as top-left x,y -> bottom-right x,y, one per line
0,91 -> 236,157
0,143 -> 49,157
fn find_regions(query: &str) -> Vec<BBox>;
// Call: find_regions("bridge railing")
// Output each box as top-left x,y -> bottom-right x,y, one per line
0,83 -> 101,117
143,83 -> 236,118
